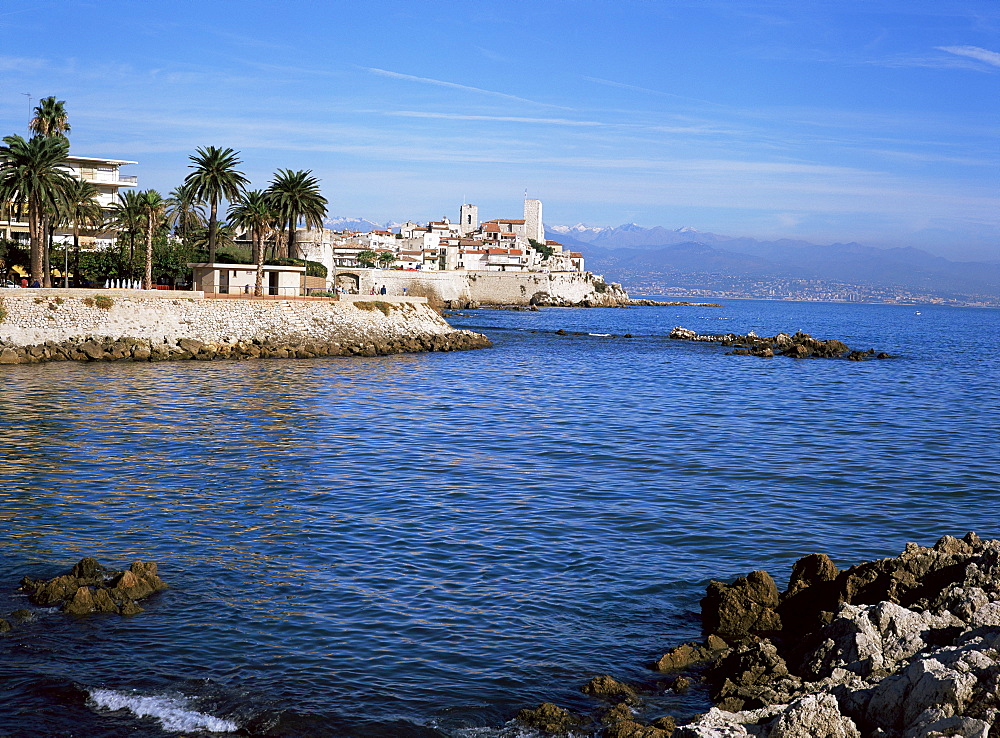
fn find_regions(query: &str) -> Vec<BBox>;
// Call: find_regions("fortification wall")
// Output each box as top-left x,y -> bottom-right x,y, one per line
0,289 -> 489,364
349,270 -> 627,307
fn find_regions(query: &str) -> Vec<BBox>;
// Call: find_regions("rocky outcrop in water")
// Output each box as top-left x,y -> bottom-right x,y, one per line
516,534 -> 1000,737
18,557 -> 167,616
669,328 -> 892,360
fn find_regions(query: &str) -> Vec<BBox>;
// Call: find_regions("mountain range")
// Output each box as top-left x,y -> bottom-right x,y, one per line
547,224 -> 1000,303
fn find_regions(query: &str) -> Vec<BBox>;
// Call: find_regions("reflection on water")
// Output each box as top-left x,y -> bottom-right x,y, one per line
1,302 -> 998,736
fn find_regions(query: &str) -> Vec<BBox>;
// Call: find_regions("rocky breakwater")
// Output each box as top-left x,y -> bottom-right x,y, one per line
0,291 -> 491,365
516,534 -> 1000,737
670,327 -> 892,361
5,557 -> 167,627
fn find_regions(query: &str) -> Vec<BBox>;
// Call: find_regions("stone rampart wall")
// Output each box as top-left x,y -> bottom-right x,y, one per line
349,269 -> 627,307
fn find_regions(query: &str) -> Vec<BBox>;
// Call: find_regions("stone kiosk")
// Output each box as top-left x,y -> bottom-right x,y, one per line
188,262 -> 306,296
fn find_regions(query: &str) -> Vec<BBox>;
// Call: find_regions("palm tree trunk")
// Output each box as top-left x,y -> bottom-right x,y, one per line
73,228 -> 81,288
28,196 -> 43,286
43,214 -> 52,288
286,215 -> 295,259
144,217 -> 154,290
208,200 -> 218,263
254,229 -> 264,297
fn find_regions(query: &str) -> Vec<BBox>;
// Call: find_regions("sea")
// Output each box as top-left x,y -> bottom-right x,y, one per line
0,299 -> 997,737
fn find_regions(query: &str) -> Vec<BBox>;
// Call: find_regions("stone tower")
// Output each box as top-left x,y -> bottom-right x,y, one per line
523,199 -> 544,244
459,204 -> 479,236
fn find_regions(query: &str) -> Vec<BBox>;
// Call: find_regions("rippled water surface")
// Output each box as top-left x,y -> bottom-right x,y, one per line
1,300 -> 997,736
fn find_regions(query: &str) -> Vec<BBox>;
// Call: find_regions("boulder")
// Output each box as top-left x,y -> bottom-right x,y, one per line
767,693 -> 860,738
655,636 -> 729,671
604,718 -> 674,737
515,702 -> 585,734
673,708 -> 758,737
702,570 -> 781,639
582,674 -> 639,704
711,640 -> 796,711
802,601 -> 962,680
19,557 -> 167,616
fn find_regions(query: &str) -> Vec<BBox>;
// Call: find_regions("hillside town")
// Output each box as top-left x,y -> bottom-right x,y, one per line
274,198 -> 586,280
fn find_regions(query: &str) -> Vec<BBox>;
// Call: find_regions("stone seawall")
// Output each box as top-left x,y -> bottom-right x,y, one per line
0,289 -> 490,365
344,269 -> 629,307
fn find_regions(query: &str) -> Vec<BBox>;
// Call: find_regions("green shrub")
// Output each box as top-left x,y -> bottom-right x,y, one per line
354,300 -> 392,316
84,295 -> 114,310
310,291 -> 337,297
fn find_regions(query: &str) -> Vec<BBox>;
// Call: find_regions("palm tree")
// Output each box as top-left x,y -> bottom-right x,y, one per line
109,189 -> 145,280
59,178 -> 103,286
30,97 -> 71,138
165,182 -> 205,245
184,147 -> 248,264
136,190 -> 166,290
356,249 -> 378,268
229,190 -> 275,297
28,98 -> 71,286
265,169 -> 327,260
0,134 -> 74,285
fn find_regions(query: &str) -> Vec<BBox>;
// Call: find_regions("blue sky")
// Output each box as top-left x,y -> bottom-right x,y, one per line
3,0 -> 999,261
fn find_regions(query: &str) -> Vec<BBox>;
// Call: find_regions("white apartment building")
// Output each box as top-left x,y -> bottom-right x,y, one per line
1,154 -> 137,247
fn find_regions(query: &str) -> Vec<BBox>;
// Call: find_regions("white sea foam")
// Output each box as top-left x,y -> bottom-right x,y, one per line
88,688 -> 238,733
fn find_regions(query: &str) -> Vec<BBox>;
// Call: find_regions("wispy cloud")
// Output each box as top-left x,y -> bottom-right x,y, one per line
388,111 -> 602,127
583,76 -> 724,107
0,54 -> 50,73
936,45 -> 1000,68
361,67 -> 571,109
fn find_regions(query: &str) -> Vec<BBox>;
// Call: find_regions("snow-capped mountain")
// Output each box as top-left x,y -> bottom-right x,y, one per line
324,216 -> 392,233
548,223 -> 611,241
548,223 -> 718,248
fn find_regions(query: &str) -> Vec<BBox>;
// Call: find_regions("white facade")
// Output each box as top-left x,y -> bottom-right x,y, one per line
1,154 -> 137,246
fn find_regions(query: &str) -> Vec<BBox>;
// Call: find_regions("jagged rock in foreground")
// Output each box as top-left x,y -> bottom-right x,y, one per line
670,532 -> 1000,737
18,557 -> 167,616
669,327 -> 892,360
516,533 -> 1000,737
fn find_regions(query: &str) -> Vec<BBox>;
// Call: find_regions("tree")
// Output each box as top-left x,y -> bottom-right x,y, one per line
228,190 -> 275,297
136,189 -> 166,289
376,250 -> 395,268
26,97 -> 72,286
109,189 -> 145,280
0,134 -> 74,285
265,169 -> 327,259
184,146 -> 248,264
356,249 -> 378,268
58,178 -> 103,286
30,96 -> 71,139
165,182 -> 205,245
